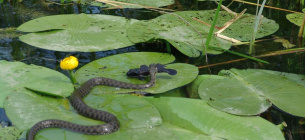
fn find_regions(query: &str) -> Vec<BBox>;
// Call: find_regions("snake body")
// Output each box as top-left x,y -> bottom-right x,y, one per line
27,64 -> 158,140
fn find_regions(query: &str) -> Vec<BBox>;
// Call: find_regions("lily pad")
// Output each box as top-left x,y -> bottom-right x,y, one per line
91,0 -> 174,8
28,122 -> 219,140
4,90 -> 161,132
146,97 -> 284,140
186,75 -> 207,99
33,124 -> 179,140
0,126 -> 22,140
156,87 -> 187,98
5,90 -> 283,140
127,10 -> 278,57
5,90 -> 215,140
0,60 -> 73,107
17,14 -> 138,52
198,69 -> 305,117
286,13 -> 303,26
74,52 -> 198,94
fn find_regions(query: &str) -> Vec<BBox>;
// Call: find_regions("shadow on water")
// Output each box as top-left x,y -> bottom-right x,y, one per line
0,0 -> 305,139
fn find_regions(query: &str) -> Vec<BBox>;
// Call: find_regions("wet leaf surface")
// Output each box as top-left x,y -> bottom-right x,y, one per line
0,60 -> 73,107
4,91 -> 161,132
18,14 -> 137,52
146,97 -> 284,140
198,69 -> 305,117
75,52 -> 198,94
127,10 -> 278,57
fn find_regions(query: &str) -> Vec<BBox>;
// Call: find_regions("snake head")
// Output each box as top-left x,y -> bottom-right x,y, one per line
126,63 -> 177,80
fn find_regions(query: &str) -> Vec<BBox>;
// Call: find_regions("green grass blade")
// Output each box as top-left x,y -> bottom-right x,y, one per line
205,0 -> 223,49
249,0 -> 267,54
165,41 -> 172,54
210,46 -> 269,64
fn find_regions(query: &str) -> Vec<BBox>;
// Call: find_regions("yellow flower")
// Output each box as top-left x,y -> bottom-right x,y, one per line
60,56 -> 79,70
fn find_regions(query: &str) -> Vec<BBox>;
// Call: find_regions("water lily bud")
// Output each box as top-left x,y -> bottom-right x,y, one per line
60,56 -> 79,70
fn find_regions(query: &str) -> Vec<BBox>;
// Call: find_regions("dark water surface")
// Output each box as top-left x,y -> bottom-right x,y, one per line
0,0 -> 304,139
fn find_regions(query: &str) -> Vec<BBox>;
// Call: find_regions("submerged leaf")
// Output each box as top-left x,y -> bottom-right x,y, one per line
274,37 -> 296,49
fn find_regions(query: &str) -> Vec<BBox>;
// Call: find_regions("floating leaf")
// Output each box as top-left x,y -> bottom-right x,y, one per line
75,52 -> 198,94
127,10 -> 278,57
5,90 -> 283,139
286,13 -> 303,26
5,90 -> 216,140
186,75 -> 223,99
31,122 -> 219,140
0,126 -> 22,140
198,69 -> 305,117
146,97 -> 284,140
4,90 -> 161,132
156,87 -> 187,98
0,60 -> 73,107
18,14 -> 137,52
91,0 -> 174,8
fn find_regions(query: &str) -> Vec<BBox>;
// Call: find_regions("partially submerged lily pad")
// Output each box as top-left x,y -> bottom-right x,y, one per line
0,60 -> 73,107
18,14 -> 137,52
75,52 -> 198,94
198,69 -> 305,117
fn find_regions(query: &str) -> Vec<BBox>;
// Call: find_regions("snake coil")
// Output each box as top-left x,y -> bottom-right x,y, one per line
27,64 -> 158,140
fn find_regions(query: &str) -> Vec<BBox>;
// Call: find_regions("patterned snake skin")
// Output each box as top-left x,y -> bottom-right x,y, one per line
27,64 -> 158,140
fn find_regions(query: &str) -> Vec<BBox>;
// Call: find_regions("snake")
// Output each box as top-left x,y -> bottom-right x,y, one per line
27,64 -> 158,140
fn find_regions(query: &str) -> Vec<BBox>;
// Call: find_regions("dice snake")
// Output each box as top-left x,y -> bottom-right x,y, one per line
27,64 -> 158,140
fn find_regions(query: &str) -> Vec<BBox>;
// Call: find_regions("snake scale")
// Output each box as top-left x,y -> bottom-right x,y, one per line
27,64 -> 158,140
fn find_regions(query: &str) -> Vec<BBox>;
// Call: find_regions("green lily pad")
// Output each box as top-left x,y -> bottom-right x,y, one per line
29,122 -> 219,140
0,60 -> 73,107
0,126 -> 22,140
186,75 -> 229,99
6,90 -> 216,140
198,69 -> 305,117
286,13 -> 303,26
127,10 -> 278,57
186,75 -> 208,99
156,87 -> 187,98
17,14 -> 138,52
75,52 -> 198,94
91,0 -> 174,8
161,122 -> 222,140
146,97 -> 284,140
33,124 -> 179,140
4,90 -> 161,132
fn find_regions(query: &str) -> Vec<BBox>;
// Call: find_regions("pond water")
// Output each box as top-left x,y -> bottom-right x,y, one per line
0,0 -> 304,139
